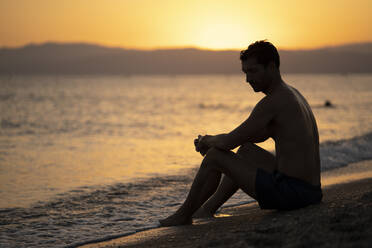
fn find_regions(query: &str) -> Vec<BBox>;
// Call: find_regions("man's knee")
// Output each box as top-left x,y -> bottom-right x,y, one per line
203,147 -> 230,167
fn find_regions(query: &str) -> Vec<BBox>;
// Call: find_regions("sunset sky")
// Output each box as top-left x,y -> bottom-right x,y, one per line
1,0 -> 371,50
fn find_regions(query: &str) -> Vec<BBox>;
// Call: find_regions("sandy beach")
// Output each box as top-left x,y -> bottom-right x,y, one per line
79,160 -> 372,248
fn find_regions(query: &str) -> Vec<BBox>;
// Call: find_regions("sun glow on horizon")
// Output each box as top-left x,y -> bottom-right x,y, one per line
190,18 -> 255,50
0,0 -> 371,50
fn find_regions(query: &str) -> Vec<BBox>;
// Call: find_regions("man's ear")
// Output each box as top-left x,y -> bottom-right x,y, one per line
266,61 -> 276,72
270,61 -> 276,69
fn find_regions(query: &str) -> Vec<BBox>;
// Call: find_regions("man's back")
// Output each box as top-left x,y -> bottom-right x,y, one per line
268,83 -> 320,185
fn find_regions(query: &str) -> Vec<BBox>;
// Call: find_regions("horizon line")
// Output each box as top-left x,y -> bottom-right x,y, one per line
1,40 -> 372,52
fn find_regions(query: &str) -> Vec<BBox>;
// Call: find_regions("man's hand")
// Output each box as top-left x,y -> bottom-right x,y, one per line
194,135 -> 211,156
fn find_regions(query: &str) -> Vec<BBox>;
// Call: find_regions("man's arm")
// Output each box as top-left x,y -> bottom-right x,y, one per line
201,96 -> 276,151
246,127 -> 271,143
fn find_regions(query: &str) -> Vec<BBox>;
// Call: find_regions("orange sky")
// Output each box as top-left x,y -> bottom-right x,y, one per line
1,0 -> 371,50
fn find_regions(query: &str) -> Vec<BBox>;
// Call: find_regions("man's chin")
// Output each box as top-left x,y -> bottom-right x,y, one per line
248,83 -> 260,92
251,87 -> 260,92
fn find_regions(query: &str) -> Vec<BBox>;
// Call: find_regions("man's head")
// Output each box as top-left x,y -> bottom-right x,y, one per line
240,41 -> 281,93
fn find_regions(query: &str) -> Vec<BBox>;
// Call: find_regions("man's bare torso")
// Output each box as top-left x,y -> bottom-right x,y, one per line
265,83 -> 320,185
204,80 -> 321,186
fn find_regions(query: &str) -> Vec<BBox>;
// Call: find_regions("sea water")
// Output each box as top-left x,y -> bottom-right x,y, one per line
0,74 -> 371,247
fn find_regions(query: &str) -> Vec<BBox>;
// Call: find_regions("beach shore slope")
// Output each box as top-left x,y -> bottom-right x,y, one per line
80,160 -> 372,248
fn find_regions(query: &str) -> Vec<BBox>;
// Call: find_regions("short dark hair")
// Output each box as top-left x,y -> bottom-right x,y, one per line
240,40 -> 280,68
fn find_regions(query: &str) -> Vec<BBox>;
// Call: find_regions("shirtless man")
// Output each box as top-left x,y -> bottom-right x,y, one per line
160,40 -> 322,226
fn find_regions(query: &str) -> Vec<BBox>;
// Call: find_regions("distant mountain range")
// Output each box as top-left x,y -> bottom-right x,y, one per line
0,42 -> 371,75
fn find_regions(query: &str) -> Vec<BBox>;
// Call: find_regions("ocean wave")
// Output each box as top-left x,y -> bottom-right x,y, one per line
0,93 -> 14,101
1,119 -> 22,129
0,118 -> 167,138
198,103 -> 232,110
0,173 -> 194,248
320,132 -> 372,170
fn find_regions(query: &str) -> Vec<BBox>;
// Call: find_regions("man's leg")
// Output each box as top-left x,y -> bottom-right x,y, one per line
194,142 -> 276,218
159,144 -> 275,226
192,175 -> 238,218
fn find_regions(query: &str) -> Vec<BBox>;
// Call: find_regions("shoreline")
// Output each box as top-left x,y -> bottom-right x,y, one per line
79,160 -> 372,248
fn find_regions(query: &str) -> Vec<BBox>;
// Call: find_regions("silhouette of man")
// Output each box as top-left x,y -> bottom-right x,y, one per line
160,40 -> 322,226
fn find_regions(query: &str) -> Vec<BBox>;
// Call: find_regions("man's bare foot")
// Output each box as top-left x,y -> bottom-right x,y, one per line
159,212 -> 192,227
193,206 -> 215,218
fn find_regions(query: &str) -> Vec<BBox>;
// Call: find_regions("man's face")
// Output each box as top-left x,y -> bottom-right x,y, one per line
241,58 -> 268,92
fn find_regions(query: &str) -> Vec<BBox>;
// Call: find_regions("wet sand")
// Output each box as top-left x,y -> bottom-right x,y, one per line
80,160 -> 372,248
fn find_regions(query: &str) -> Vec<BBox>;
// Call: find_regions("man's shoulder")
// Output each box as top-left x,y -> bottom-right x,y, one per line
272,85 -> 304,106
254,84 -> 306,116
252,94 -> 283,119
255,95 -> 275,110
257,89 -> 289,109
259,85 -> 308,117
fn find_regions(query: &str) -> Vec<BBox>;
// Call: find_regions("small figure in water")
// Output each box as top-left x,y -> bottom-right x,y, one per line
160,41 -> 322,226
324,100 -> 333,107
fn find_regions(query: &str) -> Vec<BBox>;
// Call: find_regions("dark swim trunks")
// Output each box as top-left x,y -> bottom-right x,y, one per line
255,169 -> 322,210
